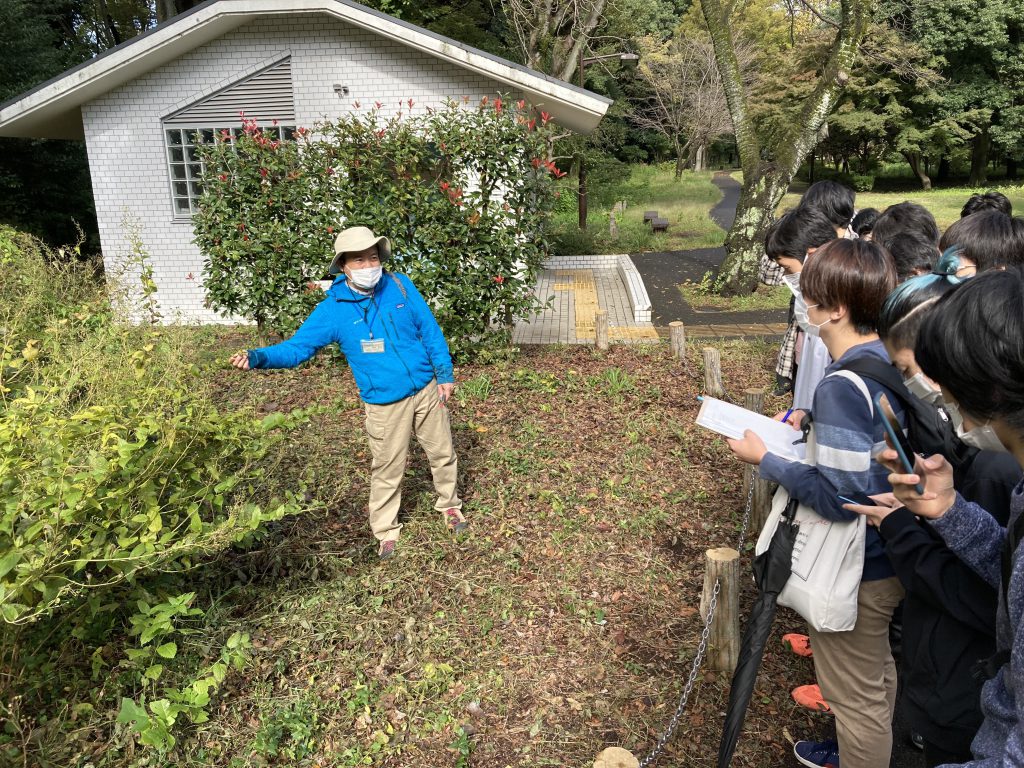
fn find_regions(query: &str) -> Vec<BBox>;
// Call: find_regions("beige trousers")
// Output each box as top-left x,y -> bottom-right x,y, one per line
363,380 -> 462,542
808,576 -> 905,768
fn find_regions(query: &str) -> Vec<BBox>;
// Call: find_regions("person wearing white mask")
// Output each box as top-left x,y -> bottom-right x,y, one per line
865,262 -> 1021,766
229,226 -> 466,559
727,238 -> 904,768
762,207 -> 838,406
850,269 -> 1024,768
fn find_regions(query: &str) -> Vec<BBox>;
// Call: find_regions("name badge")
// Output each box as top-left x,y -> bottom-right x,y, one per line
361,339 -> 385,354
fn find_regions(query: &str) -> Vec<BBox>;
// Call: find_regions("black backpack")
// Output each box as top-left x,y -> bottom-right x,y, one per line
836,355 -> 958,460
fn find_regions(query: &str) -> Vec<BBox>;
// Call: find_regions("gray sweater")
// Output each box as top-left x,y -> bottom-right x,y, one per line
931,479 -> 1024,767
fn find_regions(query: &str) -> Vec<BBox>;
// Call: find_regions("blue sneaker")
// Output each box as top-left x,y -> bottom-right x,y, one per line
794,739 -> 840,768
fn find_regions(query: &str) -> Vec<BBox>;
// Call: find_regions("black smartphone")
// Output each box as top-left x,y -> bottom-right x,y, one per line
874,391 -> 925,495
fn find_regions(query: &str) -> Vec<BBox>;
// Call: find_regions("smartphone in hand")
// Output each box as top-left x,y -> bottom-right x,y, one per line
873,392 -> 925,494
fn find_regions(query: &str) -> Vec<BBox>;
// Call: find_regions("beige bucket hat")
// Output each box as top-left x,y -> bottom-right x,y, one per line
328,226 -> 392,275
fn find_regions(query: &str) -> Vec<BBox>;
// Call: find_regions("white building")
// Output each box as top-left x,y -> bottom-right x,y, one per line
0,0 -> 610,322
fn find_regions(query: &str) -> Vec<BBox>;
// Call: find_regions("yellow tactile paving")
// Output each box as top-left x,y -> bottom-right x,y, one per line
554,269 -> 600,338
609,326 -> 660,340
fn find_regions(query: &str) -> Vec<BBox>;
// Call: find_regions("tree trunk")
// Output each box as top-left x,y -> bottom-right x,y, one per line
701,0 -> 871,295
715,168 -> 793,294
673,137 -> 691,180
694,143 -> 707,172
937,156 -> 951,182
903,152 -> 931,191
1008,157 -> 1019,181
969,130 -> 991,186
156,0 -> 200,23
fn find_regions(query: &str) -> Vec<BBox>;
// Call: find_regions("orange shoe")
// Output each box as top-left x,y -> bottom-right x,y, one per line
792,684 -> 831,714
783,633 -> 814,658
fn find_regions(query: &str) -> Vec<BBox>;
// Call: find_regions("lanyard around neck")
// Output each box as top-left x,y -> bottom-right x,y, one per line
348,284 -> 381,338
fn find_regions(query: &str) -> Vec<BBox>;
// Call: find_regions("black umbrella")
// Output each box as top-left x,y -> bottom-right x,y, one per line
717,498 -> 800,767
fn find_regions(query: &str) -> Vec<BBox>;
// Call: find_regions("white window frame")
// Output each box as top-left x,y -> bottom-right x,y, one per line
163,124 -> 296,219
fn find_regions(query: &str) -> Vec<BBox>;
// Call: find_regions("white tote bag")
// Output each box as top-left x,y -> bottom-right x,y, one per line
754,370 -> 871,632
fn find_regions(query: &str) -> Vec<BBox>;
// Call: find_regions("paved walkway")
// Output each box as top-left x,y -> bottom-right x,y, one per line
514,171 -> 787,346
512,266 -> 659,345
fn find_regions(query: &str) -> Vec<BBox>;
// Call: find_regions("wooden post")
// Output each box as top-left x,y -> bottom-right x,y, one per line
701,547 -> 740,674
609,211 -> 619,238
593,747 -> 639,768
595,309 -> 609,350
750,472 -> 773,532
702,347 -> 724,398
669,321 -> 686,359
743,387 -> 765,415
742,389 -> 762,499
742,387 -> 773,530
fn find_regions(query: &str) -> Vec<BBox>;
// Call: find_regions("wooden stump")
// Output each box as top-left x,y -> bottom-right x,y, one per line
700,547 -> 740,674
595,309 -> 609,351
594,747 -> 639,768
742,388 -> 765,498
751,474 -> 773,533
669,321 -> 686,359
742,387 -> 773,530
702,347 -> 724,398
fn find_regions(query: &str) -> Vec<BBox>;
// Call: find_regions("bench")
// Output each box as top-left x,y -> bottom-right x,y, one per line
651,217 -> 670,232
643,210 -> 658,222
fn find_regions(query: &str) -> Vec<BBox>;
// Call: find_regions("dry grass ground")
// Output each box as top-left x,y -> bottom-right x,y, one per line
146,338 -> 825,768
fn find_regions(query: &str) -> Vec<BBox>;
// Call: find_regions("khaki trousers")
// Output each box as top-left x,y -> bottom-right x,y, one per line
808,576 -> 905,768
363,380 -> 462,542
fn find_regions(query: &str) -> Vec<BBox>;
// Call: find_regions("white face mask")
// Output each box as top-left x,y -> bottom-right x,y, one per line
946,400 -> 1008,453
796,303 -> 831,337
905,372 -> 942,405
782,273 -> 801,297
348,265 -> 382,290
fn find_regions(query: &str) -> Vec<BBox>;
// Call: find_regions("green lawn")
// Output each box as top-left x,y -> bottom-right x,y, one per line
729,171 -> 1024,231
553,164 -> 726,255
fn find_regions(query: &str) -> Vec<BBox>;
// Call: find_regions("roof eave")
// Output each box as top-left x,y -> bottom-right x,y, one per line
0,0 -> 611,140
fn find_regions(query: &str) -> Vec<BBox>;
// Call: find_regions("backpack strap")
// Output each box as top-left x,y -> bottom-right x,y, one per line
389,272 -> 408,300
828,369 -> 876,417
836,355 -> 912,405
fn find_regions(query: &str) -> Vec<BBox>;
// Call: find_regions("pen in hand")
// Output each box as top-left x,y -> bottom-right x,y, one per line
781,408 -> 794,423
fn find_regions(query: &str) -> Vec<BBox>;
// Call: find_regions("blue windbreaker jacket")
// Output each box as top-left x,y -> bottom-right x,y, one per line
247,272 -> 454,405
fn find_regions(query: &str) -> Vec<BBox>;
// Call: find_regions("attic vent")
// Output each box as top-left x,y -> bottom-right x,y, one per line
165,57 -> 294,125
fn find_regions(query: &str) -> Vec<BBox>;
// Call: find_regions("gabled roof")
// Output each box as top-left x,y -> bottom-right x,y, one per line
0,0 -> 611,140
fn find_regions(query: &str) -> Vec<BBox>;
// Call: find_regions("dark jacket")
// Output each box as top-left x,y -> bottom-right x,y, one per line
878,452 -> 1020,751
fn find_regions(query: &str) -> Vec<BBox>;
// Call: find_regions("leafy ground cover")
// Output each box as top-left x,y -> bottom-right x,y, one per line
7,332 -> 831,767
552,165 -> 726,255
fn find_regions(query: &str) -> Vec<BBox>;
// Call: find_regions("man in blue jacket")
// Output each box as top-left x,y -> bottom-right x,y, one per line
229,226 -> 466,559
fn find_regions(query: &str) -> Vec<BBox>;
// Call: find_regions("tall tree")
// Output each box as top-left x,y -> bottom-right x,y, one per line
0,0 -> 98,249
155,0 -> 199,22
502,0 -> 609,80
911,0 -> 1023,186
633,35 -> 753,177
701,0 -> 872,294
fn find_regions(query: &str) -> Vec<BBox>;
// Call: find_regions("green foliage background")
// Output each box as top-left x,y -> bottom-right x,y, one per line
193,101 -> 561,361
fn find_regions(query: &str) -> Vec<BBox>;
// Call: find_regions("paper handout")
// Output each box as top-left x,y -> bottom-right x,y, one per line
696,397 -> 807,461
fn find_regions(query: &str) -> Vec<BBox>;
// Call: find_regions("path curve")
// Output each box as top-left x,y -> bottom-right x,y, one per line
629,171 -> 786,328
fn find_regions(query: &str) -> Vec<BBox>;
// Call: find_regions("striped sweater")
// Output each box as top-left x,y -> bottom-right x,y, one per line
759,339 -> 901,581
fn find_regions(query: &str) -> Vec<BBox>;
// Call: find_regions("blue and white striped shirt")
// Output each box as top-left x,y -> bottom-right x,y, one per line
760,339 -> 902,580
